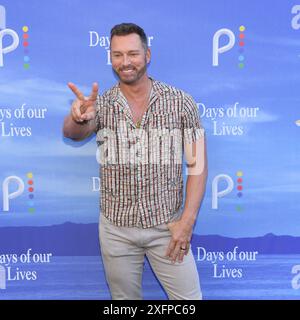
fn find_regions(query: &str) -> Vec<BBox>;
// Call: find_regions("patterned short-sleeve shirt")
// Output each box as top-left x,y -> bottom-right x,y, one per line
95,77 -> 204,228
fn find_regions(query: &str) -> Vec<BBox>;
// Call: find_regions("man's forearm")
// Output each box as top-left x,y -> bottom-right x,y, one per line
63,115 -> 95,141
181,169 -> 208,226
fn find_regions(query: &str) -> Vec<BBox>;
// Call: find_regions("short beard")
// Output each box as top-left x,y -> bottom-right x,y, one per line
113,58 -> 148,85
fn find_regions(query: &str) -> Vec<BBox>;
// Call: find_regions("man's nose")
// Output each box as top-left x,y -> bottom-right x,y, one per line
122,54 -> 131,66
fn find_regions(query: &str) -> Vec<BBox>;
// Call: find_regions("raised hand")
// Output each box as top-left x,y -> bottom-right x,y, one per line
68,82 -> 99,123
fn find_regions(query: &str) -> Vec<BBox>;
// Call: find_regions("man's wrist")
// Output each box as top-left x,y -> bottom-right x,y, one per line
181,210 -> 197,227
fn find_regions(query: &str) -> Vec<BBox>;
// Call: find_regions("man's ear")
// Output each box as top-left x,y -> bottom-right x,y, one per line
146,48 -> 151,64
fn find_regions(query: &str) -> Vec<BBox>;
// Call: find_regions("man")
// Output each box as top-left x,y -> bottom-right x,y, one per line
63,23 -> 207,300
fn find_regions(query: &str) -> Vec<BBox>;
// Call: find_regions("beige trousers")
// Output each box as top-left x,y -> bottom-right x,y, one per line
99,213 -> 202,300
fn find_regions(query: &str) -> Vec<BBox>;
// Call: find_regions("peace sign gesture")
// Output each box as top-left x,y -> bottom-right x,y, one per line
68,82 -> 99,123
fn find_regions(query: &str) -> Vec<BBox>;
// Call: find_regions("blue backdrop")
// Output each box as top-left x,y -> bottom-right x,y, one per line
1,0 -> 300,300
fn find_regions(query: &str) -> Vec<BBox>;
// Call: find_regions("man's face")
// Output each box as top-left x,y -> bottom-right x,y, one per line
110,33 -> 150,85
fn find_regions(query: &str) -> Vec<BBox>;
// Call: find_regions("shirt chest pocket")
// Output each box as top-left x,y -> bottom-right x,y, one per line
150,112 -> 181,130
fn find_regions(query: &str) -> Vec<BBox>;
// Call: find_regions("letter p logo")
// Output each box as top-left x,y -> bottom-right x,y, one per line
2,176 -> 25,212
212,174 -> 234,209
0,5 -> 19,67
212,28 -> 235,66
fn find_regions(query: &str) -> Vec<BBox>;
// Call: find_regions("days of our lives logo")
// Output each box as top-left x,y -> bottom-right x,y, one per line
197,101 -> 260,136
197,246 -> 258,279
0,249 -> 52,290
88,31 -> 154,65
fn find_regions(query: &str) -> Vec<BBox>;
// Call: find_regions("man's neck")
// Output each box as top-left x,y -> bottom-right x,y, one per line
119,74 -> 151,101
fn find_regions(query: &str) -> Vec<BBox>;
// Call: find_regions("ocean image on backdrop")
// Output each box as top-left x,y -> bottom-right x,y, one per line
1,223 -> 300,299
1,254 -> 300,300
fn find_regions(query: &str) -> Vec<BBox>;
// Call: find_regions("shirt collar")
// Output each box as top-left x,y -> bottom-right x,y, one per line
109,76 -> 169,103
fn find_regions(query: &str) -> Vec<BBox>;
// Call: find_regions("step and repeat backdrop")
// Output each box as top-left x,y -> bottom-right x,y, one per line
1,0 -> 300,300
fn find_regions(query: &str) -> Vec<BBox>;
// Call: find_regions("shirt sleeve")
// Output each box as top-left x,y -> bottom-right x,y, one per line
182,93 -> 205,144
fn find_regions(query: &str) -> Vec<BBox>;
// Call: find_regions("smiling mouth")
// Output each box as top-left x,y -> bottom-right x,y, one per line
121,69 -> 135,73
